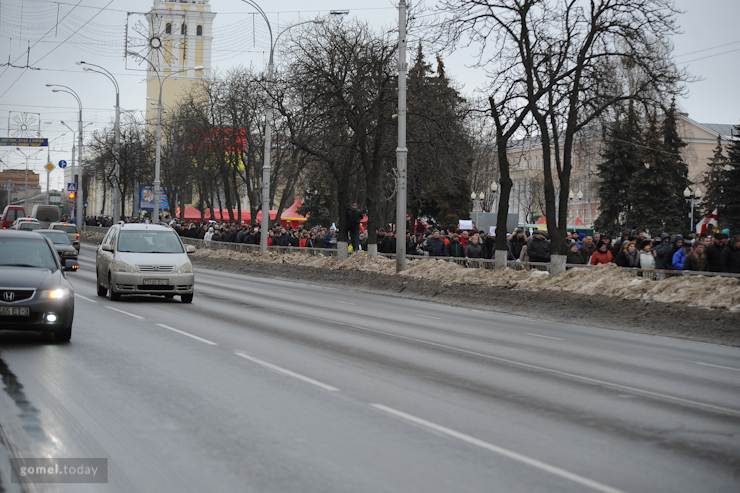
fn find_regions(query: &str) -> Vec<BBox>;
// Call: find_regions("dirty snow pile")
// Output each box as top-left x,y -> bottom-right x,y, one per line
191,248 -> 740,311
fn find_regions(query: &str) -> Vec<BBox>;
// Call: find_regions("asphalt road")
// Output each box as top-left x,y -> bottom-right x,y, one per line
0,244 -> 738,493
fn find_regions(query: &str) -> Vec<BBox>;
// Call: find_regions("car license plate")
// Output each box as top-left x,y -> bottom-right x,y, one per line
143,279 -> 169,286
0,306 -> 30,316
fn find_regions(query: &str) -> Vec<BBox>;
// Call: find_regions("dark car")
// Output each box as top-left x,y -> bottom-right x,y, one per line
49,222 -> 80,251
0,230 -> 79,342
37,229 -> 79,262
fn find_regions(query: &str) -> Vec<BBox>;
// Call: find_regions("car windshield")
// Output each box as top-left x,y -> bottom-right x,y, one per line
0,237 -> 58,269
53,225 -> 77,234
19,223 -> 41,230
38,231 -> 72,245
118,231 -> 184,253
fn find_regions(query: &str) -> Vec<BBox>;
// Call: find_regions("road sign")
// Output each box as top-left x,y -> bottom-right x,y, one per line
0,137 -> 48,147
67,183 -> 77,193
45,163 -> 54,172
58,160 -> 67,169
84,201 -> 88,208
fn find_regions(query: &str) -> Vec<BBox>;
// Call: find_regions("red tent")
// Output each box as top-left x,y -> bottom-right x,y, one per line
280,199 -> 307,229
182,206 -> 202,221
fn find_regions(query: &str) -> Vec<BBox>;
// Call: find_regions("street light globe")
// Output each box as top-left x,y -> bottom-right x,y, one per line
470,192 -> 477,200
695,189 -> 702,199
490,182 -> 498,192
479,192 -> 485,200
577,191 -> 583,200
569,190 -> 575,199
683,187 -> 691,198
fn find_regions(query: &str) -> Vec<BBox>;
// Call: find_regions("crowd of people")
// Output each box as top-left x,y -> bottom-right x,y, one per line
81,213 -> 740,274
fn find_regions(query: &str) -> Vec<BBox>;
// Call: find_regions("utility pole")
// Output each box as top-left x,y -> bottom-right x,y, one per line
395,0 -> 408,273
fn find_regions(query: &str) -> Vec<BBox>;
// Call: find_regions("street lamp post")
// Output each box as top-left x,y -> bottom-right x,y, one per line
684,187 -> 702,232
395,0 -> 408,272
490,182 -> 498,213
125,52 -> 203,224
238,0 -> 328,252
48,84 -> 83,228
78,61 -> 121,222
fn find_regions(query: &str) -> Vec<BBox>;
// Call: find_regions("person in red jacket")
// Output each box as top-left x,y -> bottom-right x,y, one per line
590,240 -> 615,265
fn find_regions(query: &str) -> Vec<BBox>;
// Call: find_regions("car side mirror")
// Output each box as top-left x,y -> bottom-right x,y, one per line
64,259 -> 79,272
186,245 -> 196,254
101,244 -> 113,252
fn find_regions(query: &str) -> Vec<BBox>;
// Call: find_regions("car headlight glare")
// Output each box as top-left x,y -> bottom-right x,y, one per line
41,288 -> 68,299
178,262 -> 193,273
114,261 -> 135,273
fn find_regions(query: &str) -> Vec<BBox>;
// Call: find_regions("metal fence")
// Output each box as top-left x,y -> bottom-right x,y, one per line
81,225 -> 740,279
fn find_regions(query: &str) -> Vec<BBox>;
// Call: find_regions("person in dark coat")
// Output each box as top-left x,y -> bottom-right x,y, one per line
616,241 -> 640,267
347,203 -> 363,252
704,233 -> 726,272
685,243 -> 707,271
567,242 -> 586,264
509,229 -> 527,259
423,231 -> 447,257
464,235 -> 485,259
445,234 -> 466,258
721,235 -> 740,273
527,230 -> 551,263
654,233 -> 673,269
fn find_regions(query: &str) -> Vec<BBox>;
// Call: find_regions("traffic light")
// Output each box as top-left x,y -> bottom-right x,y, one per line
68,191 -> 76,200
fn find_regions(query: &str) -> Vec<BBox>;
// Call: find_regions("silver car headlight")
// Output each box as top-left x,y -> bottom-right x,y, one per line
40,288 -> 70,299
114,261 -> 135,273
177,262 -> 193,273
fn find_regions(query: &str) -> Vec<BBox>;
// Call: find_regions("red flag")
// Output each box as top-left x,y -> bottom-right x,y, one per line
696,209 -> 718,235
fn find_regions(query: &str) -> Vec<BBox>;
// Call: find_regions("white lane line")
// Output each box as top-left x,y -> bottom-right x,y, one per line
75,294 -> 97,303
372,404 -> 626,493
526,333 -> 564,341
318,318 -> 740,417
105,306 -> 145,320
416,315 -> 442,320
156,324 -> 217,346
276,290 -> 291,294
234,351 -> 339,392
335,301 -> 356,306
695,361 -> 740,372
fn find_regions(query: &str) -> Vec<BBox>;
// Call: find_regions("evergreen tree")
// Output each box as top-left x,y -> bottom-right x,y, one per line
700,136 -> 728,218
627,102 -> 690,235
723,124 -> 740,234
594,102 -> 643,234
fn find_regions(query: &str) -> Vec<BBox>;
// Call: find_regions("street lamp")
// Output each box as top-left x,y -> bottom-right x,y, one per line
78,61 -> 121,222
684,187 -> 702,232
490,182 -> 498,213
47,84 -> 83,228
125,51 -> 203,224
239,0 -> 331,251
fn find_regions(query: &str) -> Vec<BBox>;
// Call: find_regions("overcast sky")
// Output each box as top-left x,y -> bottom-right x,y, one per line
1,0 -> 738,190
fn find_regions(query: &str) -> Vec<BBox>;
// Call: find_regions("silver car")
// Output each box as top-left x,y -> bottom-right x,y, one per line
95,223 -> 196,303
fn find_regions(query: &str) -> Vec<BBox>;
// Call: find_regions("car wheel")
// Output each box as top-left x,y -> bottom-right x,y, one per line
97,273 -> 107,297
181,293 -> 193,304
108,273 -> 121,301
54,326 -> 72,343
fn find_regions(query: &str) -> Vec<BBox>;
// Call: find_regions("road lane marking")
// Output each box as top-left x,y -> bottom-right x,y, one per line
335,301 -> 356,306
695,362 -> 740,372
416,315 -> 442,320
105,306 -> 145,320
75,294 -> 97,303
156,324 -> 217,345
317,318 -> 740,417
234,351 -> 339,392
371,404 -> 627,493
277,290 -> 291,294
526,333 -> 564,341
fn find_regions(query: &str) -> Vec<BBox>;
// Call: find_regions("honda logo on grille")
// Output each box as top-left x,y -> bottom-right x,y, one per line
2,291 -> 14,301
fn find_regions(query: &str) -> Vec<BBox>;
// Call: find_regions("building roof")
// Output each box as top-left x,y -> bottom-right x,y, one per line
700,123 -> 735,139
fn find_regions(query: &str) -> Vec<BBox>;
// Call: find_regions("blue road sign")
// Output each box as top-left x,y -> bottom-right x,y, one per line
67,183 -> 77,193
84,201 -> 88,208
58,160 -> 67,169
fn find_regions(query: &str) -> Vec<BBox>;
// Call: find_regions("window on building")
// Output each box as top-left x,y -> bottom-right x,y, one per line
181,23 -> 187,35
166,23 -> 172,34
197,25 -> 203,36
